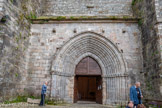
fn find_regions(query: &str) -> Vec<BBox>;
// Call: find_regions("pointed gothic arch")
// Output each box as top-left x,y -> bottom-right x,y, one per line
51,31 -> 128,104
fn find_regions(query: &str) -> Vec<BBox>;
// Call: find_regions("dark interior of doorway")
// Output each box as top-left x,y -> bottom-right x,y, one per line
74,75 -> 102,104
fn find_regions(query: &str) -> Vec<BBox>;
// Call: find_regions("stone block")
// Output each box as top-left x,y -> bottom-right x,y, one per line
27,98 -> 40,104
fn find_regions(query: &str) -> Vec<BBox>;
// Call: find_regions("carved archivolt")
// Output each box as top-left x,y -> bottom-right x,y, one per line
51,31 -> 127,77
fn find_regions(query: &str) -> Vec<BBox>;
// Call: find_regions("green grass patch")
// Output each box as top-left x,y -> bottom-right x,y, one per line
3,95 -> 40,104
4,96 -> 28,104
45,99 -> 67,106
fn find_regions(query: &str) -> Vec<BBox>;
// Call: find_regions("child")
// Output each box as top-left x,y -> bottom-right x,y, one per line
126,101 -> 134,108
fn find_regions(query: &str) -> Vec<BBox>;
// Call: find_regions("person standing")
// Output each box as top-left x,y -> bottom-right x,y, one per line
130,82 -> 143,108
39,81 -> 48,106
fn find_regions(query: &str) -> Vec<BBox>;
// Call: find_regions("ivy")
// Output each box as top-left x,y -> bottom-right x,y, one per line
15,73 -> 18,77
132,0 -> 137,6
132,0 -> 143,6
138,19 -> 143,26
146,81 -> 153,91
10,0 -> 14,3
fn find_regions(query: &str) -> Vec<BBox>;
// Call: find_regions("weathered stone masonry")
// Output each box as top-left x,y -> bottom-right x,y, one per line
0,0 -> 31,101
0,0 -> 47,101
28,21 -> 143,104
0,0 -> 162,104
26,0 -> 143,104
44,0 -> 133,16
132,0 -> 162,100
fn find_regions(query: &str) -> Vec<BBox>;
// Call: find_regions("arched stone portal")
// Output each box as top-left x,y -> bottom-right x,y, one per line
51,31 -> 129,104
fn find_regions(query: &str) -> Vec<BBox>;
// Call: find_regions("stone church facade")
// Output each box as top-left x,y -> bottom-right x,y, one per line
0,0 -> 162,105
29,21 -> 142,104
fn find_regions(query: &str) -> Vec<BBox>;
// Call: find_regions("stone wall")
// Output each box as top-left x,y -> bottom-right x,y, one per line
0,0 -> 44,101
0,0 -> 4,19
155,0 -> 162,99
0,0 -> 4,53
132,0 -> 162,100
43,0 -> 133,17
155,0 -> 162,22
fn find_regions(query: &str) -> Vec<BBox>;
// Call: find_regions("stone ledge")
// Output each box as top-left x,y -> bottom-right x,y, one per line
103,73 -> 129,78
31,16 -> 140,24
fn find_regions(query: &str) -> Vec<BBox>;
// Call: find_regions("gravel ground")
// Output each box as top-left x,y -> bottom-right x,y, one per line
0,102 -> 116,108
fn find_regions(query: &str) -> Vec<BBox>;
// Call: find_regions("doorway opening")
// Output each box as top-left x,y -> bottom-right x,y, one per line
74,56 -> 102,104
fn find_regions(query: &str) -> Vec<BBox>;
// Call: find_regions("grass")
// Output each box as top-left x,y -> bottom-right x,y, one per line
3,95 -> 40,104
45,99 -> 67,105
4,96 -> 28,104
3,95 -> 67,106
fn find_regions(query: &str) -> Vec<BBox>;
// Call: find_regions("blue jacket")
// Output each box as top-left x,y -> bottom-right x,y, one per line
41,84 -> 47,94
130,86 -> 142,104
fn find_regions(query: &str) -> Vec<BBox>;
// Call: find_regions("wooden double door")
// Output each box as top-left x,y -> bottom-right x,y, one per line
74,57 -> 102,103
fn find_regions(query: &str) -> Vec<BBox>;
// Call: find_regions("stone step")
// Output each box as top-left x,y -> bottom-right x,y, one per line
47,103 -> 116,108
